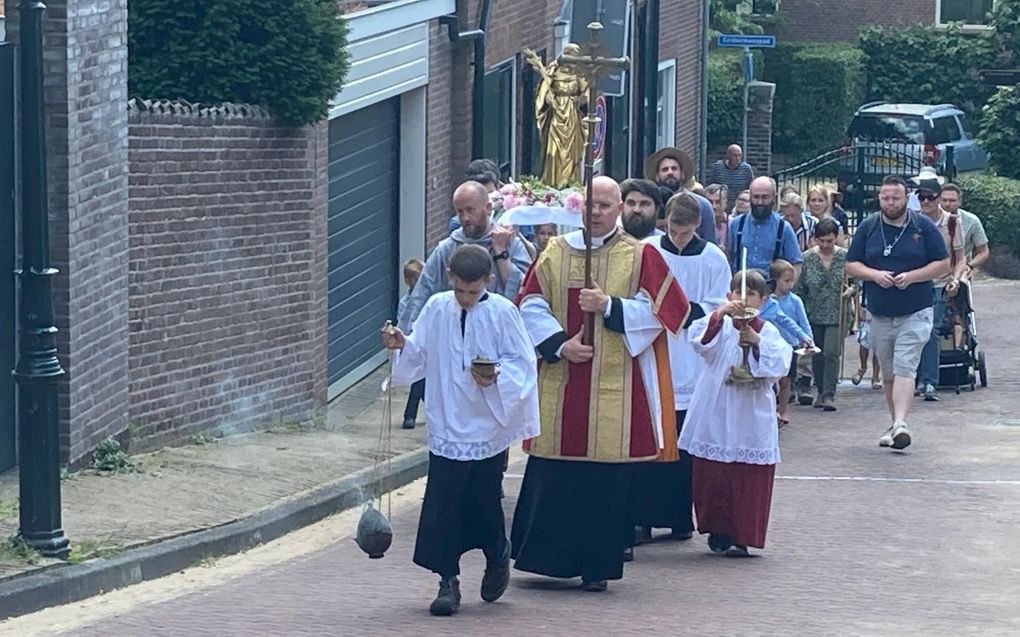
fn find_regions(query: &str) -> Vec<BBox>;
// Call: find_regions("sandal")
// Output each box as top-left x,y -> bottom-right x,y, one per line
851,368 -> 866,385
777,413 -> 789,428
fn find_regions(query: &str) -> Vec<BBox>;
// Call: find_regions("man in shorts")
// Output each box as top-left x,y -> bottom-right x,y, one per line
846,176 -> 950,450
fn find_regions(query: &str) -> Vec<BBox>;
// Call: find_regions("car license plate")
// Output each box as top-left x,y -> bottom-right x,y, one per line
872,155 -> 901,168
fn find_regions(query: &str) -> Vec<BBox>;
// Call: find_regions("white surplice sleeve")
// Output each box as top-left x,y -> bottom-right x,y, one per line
688,313 -> 729,366
703,249 -> 733,312
618,291 -> 663,357
390,299 -> 433,387
520,295 -> 564,346
481,305 -> 540,433
748,322 -> 793,380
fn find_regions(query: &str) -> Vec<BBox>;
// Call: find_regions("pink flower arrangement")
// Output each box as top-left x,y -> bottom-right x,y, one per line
489,176 -> 582,221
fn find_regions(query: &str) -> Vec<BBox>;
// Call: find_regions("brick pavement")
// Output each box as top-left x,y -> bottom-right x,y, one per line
7,279 -> 1020,636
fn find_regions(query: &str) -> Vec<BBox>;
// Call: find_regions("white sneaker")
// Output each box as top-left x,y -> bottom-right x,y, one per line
878,427 -> 894,447
890,423 -> 912,450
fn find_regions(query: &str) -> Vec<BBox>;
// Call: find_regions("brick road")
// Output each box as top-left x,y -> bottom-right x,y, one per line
8,279 -> 1020,636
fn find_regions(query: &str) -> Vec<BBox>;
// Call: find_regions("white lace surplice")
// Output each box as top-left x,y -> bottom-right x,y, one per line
390,292 -> 541,461
678,314 -> 791,465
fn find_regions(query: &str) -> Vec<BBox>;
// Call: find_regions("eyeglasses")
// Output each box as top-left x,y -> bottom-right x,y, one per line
917,193 -> 939,202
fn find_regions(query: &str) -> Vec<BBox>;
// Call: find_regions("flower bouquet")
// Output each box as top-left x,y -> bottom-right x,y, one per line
492,176 -> 586,228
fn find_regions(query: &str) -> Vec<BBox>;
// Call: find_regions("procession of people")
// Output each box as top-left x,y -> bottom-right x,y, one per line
380,138 -> 986,615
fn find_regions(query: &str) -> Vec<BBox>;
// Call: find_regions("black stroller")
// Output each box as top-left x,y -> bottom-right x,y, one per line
937,281 -> 988,393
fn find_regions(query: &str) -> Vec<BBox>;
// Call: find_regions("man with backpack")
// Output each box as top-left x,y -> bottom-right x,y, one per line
846,176 -> 950,451
726,176 -> 802,276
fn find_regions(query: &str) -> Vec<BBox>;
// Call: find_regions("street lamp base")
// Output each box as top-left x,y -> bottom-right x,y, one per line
21,529 -> 71,559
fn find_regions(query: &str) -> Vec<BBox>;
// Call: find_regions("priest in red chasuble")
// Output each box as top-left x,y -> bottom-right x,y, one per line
510,176 -> 689,591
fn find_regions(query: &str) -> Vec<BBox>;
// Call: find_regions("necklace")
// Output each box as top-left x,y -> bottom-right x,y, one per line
879,214 -> 910,257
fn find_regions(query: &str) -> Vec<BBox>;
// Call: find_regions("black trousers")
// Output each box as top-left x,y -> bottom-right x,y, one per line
629,411 -> 695,534
403,379 -> 425,421
413,450 -> 508,578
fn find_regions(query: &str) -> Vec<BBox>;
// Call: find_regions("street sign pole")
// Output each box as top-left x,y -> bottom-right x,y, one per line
718,34 -> 775,153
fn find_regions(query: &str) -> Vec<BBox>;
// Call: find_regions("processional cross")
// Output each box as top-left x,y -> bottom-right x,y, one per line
557,22 -> 629,345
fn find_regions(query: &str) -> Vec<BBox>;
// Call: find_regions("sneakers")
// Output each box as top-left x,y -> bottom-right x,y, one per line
821,396 -> 837,412
707,533 -> 732,554
879,422 -> 912,450
480,541 -> 511,603
922,384 -> 939,402
429,577 -> 461,616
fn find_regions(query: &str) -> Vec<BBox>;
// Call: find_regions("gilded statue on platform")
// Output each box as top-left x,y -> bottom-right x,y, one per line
524,46 -> 588,189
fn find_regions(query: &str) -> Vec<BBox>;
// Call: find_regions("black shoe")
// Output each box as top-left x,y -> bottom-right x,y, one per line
707,533 -> 732,554
580,579 -> 608,592
669,529 -> 693,541
633,525 -> 652,545
622,546 -> 634,562
480,542 -> 511,602
797,393 -> 814,406
401,418 -> 416,430
429,577 -> 461,616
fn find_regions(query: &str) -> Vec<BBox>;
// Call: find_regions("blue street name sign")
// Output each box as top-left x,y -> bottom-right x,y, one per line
717,34 -> 776,48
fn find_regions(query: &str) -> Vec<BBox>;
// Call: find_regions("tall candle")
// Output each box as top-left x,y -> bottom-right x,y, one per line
740,247 -> 747,302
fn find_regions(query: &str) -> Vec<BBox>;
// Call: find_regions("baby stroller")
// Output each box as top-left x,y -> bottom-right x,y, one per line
937,281 -> 988,393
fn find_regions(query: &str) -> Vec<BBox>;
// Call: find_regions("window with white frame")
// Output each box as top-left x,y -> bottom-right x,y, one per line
937,0 -> 994,27
656,60 -> 677,151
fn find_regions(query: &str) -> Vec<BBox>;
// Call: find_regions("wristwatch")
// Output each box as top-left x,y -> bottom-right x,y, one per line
493,250 -> 510,262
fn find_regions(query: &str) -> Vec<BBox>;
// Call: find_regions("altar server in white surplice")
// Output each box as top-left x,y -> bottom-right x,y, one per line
630,193 -> 733,544
680,269 -> 791,558
382,244 -> 540,617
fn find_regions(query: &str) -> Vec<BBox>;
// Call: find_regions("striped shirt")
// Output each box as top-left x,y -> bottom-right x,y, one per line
710,160 -> 755,207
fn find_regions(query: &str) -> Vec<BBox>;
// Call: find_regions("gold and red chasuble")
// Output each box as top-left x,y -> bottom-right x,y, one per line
517,232 -> 689,463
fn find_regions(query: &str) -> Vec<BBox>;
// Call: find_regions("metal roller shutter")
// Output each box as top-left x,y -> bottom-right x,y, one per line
326,99 -> 400,391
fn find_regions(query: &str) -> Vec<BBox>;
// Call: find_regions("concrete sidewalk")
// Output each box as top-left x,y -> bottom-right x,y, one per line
0,363 -> 426,583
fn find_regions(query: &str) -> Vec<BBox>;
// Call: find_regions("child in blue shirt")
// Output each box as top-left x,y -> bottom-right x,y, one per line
763,260 -> 814,426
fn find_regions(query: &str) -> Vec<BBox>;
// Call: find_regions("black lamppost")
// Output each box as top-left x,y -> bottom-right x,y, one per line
14,0 -> 70,559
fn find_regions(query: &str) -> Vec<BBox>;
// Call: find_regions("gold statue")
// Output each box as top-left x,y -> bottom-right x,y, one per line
524,46 -> 588,188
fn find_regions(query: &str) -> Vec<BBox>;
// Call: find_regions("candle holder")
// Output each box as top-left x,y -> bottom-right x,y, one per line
727,308 -> 759,385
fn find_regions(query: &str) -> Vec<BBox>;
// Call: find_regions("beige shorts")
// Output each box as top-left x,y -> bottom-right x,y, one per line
869,308 -> 934,380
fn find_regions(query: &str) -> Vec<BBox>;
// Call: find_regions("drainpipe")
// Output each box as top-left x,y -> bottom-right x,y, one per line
642,0 -> 660,164
698,0 -> 710,181
440,0 -> 494,159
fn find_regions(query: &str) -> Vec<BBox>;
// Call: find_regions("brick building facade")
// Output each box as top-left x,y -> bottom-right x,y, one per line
2,0 -> 708,465
772,0 -> 935,43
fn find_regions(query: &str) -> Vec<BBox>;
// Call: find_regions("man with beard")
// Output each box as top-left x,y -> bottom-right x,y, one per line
644,147 -> 716,244
399,180 -> 532,331
620,179 -> 665,240
847,176 -> 949,451
512,176 -> 688,592
727,176 -> 802,277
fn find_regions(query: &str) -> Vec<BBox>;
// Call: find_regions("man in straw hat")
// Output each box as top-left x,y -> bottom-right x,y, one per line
645,147 -> 716,244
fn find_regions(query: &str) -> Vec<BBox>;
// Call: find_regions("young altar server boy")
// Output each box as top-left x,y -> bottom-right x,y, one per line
381,244 -> 540,617
679,269 -> 792,557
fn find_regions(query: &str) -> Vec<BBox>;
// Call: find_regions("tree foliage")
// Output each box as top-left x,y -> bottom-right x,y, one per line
956,173 -> 1020,260
128,0 -> 350,126
709,0 -> 763,37
977,87 -> 1020,179
859,25 -> 997,121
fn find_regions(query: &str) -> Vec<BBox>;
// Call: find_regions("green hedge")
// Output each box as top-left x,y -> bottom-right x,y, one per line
859,25 -> 997,121
764,43 -> 864,160
129,0 -> 350,126
978,87 -> 1020,179
707,50 -> 746,148
956,174 -> 1020,258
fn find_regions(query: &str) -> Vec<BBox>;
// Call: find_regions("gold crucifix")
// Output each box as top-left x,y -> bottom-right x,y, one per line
557,21 -> 630,345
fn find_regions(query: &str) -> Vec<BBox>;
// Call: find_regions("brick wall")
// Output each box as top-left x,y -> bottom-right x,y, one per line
774,0 -> 933,43
6,0 -> 132,465
126,101 -> 327,450
425,19 -> 460,250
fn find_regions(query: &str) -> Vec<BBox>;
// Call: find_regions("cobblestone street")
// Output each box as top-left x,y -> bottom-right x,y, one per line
4,279 -> 1020,637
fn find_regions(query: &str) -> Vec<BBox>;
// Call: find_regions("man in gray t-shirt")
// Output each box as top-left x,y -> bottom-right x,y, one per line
940,184 -> 989,276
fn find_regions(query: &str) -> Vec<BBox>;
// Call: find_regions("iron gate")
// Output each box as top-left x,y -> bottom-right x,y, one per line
773,139 -> 957,235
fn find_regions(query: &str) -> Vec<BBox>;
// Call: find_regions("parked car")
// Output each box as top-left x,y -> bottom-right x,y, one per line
837,102 -> 988,203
